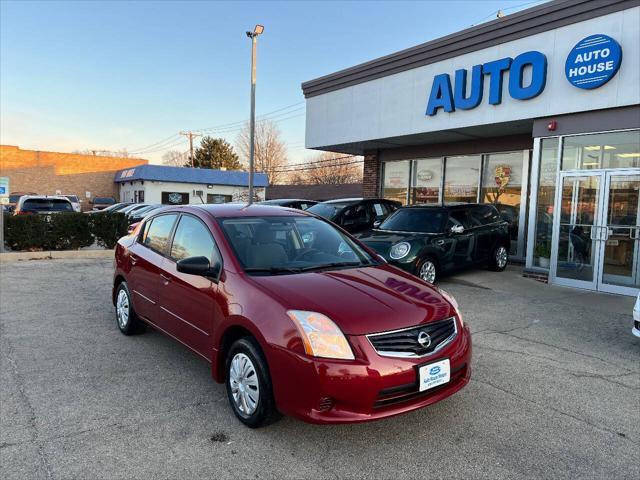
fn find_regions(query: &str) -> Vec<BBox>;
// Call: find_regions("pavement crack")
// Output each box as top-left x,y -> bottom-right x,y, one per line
473,378 -> 639,447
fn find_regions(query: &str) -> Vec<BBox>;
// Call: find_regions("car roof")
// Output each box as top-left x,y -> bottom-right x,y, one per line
20,195 -> 72,202
261,198 -> 315,203
402,203 -> 482,210
157,203 -> 311,218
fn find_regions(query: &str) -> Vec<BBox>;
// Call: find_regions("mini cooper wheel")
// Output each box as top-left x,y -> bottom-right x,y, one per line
489,245 -> 509,271
225,337 -> 280,428
114,282 -> 145,335
418,257 -> 438,284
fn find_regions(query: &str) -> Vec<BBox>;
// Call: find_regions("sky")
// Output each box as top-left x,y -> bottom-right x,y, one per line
0,0 -> 549,164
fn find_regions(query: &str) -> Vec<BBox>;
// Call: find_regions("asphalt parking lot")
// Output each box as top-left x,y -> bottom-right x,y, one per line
1,257 -> 638,479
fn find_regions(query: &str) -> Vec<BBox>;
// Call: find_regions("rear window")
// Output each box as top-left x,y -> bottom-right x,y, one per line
22,199 -> 73,212
469,205 -> 501,226
64,195 -> 79,202
142,214 -> 177,253
93,197 -> 115,204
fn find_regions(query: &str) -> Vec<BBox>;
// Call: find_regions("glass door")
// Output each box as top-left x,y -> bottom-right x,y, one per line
598,171 -> 640,296
551,172 -> 604,290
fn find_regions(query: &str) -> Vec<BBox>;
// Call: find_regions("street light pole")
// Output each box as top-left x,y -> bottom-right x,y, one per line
246,24 -> 264,205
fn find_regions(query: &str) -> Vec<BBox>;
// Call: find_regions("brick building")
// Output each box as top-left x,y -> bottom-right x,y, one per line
0,145 -> 147,210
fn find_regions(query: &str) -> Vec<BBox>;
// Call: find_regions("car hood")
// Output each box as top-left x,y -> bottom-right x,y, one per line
356,229 -> 435,255
249,264 -> 455,335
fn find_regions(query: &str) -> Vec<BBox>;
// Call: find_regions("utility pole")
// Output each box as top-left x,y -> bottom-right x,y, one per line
179,131 -> 202,167
245,24 -> 264,205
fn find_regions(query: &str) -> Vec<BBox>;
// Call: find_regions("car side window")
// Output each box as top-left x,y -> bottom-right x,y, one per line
142,214 -> 178,254
449,210 -> 471,229
470,205 -> 500,226
170,215 -> 218,263
342,204 -> 370,224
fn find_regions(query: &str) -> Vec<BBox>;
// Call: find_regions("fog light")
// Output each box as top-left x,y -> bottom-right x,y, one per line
318,396 -> 334,412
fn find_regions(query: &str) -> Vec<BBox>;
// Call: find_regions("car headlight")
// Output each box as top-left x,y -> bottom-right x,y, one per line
286,310 -> 354,360
389,242 -> 411,260
437,288 -> 464,326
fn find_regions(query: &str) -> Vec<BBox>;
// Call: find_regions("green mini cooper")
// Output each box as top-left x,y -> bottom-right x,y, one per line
356,203 -> 510,283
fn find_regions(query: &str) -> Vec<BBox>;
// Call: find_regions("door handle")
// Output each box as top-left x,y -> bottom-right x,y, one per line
160,273 -> 172,284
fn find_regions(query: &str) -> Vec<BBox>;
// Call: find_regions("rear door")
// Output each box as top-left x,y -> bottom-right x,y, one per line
157,214 -> 222,359
127,214 -> 178,323
448,208 -> 475,268
469,205 -> 502,263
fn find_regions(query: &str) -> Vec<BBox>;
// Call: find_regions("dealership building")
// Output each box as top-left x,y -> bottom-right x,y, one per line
302,0 -> 640,296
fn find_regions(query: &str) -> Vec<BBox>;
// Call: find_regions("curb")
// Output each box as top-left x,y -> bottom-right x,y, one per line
0,249 -> 114,263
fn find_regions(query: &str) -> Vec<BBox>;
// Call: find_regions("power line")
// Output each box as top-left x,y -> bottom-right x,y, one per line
128,133 -> 182,155
194,101 -> 304,132
266,159 -> 364,174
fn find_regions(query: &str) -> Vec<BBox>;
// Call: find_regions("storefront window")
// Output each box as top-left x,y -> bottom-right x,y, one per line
444,156 -> 481,204
410,158 -> 441,204
562,130 -> 640,170
382,160 -> 410,205
481,152 -> 524,254
533,138 -> 559,269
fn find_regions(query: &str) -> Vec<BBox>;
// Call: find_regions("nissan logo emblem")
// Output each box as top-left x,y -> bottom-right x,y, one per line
417,331 -> 431,348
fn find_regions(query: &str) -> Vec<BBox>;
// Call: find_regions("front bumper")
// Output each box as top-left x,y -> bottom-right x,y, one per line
267,323 -> 471,424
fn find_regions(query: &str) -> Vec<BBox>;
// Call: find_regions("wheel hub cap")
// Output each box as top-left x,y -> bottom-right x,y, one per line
229,353 -> 259,416
420,261 -> 436,283
116,290 -> 129,328
497,247 -> 508,268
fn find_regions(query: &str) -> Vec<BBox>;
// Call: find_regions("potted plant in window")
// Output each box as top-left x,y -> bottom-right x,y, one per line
535,243 -> 551,268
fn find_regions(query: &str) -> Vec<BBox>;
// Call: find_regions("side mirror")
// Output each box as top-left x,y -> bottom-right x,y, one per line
373,220 -> 382,229
176,256 -> 221,281
450,224 -> 465,234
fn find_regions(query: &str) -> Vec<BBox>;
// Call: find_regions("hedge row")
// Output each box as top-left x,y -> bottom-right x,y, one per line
3,212 -> 130,251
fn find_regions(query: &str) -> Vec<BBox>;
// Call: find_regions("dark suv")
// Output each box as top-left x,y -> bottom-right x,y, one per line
356,203 -> 510,283
307,198 -> 400,233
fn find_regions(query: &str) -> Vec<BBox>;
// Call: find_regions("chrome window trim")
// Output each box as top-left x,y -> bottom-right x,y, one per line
366,317 -> 458,358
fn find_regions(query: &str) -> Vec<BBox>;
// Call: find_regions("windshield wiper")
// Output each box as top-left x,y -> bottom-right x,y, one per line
244,267 -> 303,275
299,261 -> 362,272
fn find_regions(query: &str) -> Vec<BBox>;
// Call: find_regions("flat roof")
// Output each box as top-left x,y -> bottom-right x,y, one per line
114,164 -> 269,187
301,0 -> 637,98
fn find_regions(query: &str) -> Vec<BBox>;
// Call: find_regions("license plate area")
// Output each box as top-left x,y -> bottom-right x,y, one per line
418,359 -> 450,392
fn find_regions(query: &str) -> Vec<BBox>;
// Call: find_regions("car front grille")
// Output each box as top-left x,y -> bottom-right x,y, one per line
367,317 -> 457,358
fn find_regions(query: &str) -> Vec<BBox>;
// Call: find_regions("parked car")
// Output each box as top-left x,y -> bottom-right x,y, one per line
119,203 -> 150,216
63,195 -> 82,212
356,203 -> 510,284
113,204 -> 471,427
7,192 -> 37,213
259,199 -> 318,210
307,198 -> 400,233
87,202 -> 133,214
14,195 -> 74,215
633,293 -> 640,338
91,197 -> 116,211
127,204 -> 163,223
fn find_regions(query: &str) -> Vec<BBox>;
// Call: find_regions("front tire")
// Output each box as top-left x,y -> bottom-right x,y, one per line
225,337 -> 280,428
489,245 -> 509,271
418,257 -> 438,284
114,281 -> 145,335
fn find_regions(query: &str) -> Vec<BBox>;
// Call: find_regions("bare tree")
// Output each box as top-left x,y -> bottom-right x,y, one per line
236,120 -> 288,184
162,150 -> 188,167
286,152 -> 363,185
73,148 -> 131,158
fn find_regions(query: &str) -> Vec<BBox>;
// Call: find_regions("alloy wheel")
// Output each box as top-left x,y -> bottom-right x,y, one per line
229,353 -> 260,416
496,246 -> 508,268
420,260 -> 436,284
116,289 -> 130,329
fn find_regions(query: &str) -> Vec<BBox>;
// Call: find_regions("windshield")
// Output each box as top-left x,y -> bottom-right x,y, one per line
64,195 -> 79,202
22,199 -> 73,212
379,208 -> 446,233
220,216 -> 376,275
307,201 -> 354,220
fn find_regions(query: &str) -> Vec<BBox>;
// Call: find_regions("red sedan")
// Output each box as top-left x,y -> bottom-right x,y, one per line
113,204 -> 471,427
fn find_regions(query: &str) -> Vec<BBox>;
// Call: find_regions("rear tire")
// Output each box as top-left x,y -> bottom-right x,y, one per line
489,245 -> 509,272
417,257 -> 438,284
225,337 -> 280,428
114,281 -> 146,335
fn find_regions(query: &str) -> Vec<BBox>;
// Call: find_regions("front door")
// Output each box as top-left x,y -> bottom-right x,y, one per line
551,169 -> 640,296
